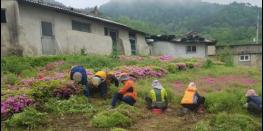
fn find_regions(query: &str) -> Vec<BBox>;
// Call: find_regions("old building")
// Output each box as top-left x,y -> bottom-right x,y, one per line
1,0 -> 150,56
216,44 -> 262,67
146,32 -> 217,58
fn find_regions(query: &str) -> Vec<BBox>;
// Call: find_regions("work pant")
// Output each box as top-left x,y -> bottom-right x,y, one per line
248,101 -> 262,115
98,81 -> 108,98
111,93 -> 136,107
145,97 -> 167,111
83,84 -> 90,97
182,96 -> 205,111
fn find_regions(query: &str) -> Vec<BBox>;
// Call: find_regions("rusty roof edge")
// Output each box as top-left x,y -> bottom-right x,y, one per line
17,0 -> 146,35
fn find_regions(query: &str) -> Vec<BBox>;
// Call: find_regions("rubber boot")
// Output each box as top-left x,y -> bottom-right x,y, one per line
197,104 -> 205,113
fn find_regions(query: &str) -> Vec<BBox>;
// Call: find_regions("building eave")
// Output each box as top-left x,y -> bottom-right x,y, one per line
17,0 -> 146,35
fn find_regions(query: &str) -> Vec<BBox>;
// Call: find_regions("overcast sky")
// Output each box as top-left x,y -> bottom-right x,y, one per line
55,0 -> 262,8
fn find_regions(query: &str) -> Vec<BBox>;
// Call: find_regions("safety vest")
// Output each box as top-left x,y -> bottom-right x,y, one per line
181,87 -> 197,104
149,88 -> 167,102
119,80 -> 137,100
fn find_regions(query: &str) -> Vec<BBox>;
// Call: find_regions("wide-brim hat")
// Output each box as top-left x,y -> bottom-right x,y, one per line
73,72 -> 82,82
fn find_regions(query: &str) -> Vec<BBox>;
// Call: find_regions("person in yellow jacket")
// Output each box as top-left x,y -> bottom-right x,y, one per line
89,70 -> 119,98
145,80 -> 168,111
181,82 -> 205,113
90,71 -> 108,98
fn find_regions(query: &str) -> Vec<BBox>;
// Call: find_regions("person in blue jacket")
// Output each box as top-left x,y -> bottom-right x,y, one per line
244,89 -> 262,115
70,65 -> 89,97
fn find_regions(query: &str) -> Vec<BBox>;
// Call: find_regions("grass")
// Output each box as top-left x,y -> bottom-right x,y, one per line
6,107 -> 47,128
44,96 -> 96,115
194,112 -> 262,131
1,55 -> 262,130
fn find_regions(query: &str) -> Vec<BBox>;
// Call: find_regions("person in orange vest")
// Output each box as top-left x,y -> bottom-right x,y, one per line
181,82 -> 205,113
111,73 -> 137,108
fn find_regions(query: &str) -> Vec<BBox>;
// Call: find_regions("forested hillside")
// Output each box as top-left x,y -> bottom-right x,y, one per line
100,0 -> 262,45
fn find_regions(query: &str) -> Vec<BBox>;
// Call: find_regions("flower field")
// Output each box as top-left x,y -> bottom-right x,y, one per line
1,55 -> 262,131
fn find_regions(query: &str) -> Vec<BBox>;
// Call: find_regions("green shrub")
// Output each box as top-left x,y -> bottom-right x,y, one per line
186,62 -> 195,69
205,91 -> 244,113
21,69 -> 37,78
5,73 -> 18,85
210,112 -> 261,131
165,63 -> 177,73
194,121 -> 211,131
30,80 -> 62,103
111,128 -> 127,131
217,47 -> 234,67
203,59 -> 213,68
44,96 -> 96,114
6,107 -> 47,128
1,56 -> 64,74
92,111 -> 131,128
91,104 -> 143,128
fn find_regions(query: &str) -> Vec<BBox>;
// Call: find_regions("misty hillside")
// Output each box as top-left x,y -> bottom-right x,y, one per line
100,0 -> 262,45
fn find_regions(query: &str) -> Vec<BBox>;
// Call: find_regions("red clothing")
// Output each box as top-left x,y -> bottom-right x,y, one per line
119,80 -> 137,100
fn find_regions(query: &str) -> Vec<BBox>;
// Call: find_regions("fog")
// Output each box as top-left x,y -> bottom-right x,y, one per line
56,0 -> 261,8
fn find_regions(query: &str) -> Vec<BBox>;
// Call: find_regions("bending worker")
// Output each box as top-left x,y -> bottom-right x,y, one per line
244,89 -> 262,115
70,65 -> 89,97
111,73 -> 137,108
145,80 -> 168,111
181,82 -> 205,113
90,71 -> 108,98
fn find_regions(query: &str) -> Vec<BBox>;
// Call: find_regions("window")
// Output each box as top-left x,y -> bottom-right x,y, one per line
104,27 -> 108,36
1,9 -> 7,23
129,32 -> 136,55
72,20 -> 91,32
41,21 -> 53,36
239,55 -> 250,61
186,46 -> 196,53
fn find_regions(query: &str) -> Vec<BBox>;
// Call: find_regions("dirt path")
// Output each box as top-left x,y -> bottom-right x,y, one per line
129,106 -> 207,131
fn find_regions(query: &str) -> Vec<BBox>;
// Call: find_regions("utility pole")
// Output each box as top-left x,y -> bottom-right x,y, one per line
256,8 -> 259,44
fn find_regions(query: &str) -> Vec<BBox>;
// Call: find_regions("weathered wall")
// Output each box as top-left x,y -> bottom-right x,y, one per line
1,0 -> 21,56
136,33 -> 150,55
216,45 -> 262,67
234,54 -> 262,68
66,31 -> 112,55
18,4 -> 113,56
207,45 -> 216,56
16,3 -> 149,56
150,41 -> 207,58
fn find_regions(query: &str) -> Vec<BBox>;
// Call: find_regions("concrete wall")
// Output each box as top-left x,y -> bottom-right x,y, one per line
150,41 -> 207,58
234,54 -> 262,68
14,3 -> 149,56
136,33 -> 150,55
1,0 -> 21,56
207,45 -> 216,56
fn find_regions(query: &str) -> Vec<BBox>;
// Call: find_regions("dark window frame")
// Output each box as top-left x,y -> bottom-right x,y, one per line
186,45 -> 197,53
72,20 -> 91,33
129,32 -> 137,55
41,21 -> 53,36
1,8 -> 7,23
239,54 -> 250,61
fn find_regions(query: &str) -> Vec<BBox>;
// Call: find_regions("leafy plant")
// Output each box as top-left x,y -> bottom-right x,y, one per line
210,112 -> 261,131
1,95 -> 33,120
53,83 -> 83,99
44,96 -> 96,115
5,73 -> 18,85
91,104 -> 143,128
6,107 -> 47,128
92,111 -> 131,128
203,59 -> 214,68
205,90 -> 244,113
